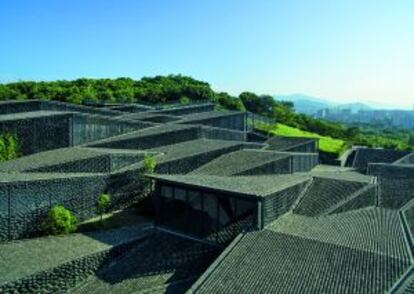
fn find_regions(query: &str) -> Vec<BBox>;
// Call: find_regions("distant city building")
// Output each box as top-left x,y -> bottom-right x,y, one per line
315,108 -> 414,128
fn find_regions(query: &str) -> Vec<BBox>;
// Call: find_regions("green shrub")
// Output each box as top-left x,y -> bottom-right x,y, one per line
136,155 -> 157,195
143,155 -> 157,174
44,205 -> 77,235
0,133 -> 20,162
180,96 -> 190,104
96,193 -> 111,221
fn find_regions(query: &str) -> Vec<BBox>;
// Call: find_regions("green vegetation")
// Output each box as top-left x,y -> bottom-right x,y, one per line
143,155 -> 157,174
265,123 -> 347,154
141,155 -> 157,194
44,205 -> 77,235
346,123 -> 414,150
179,96 -> 190,105
96,193 -> 111,222
1,75 -> 412,155
0,133 -> 20,162
0,75 -> 244,111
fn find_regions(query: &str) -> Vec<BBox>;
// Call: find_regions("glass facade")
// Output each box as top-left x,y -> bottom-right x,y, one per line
156,183 -> 257,244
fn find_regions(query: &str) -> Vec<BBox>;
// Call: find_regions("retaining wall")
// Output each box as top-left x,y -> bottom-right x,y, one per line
0,170 -> 149,241
368,163 -> 414,209
0,100 -> 42,114
182,113 -> 246,131
200,126 -> 247,141
0,114 -> 72,155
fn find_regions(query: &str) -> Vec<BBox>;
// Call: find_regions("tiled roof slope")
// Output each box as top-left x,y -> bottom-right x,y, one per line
149,174 -> 311,198
265,136 -> 316,151
190,150 -> 291,176
192,229 -> 411,294
268,207 -> 410,259
293,177 -> 369,217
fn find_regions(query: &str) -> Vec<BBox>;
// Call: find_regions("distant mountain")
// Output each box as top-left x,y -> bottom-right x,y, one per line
274,94 -> 372,115
334,103 -> 373,112
274,94 -> 335,114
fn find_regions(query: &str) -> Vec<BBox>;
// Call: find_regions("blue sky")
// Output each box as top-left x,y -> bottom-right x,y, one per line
1,0 -> 413,108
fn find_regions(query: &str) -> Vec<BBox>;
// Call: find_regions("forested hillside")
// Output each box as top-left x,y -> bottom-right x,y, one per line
0,75 -> 247,111
0,75 -> 412,155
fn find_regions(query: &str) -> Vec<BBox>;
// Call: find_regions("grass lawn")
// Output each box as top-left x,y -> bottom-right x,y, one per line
257,123 -> 347,155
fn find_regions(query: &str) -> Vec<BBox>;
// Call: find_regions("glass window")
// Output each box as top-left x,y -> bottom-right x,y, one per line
161,185 -> 172,198
188,190 -> 202,211
175,188 -> 186,201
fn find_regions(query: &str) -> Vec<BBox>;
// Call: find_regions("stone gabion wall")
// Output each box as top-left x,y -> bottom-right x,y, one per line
0,170 -> 150,241
0,235 -> 149,293
109,104 -> 152,113
262,181 -> 310,227
27,155 -> 111,173
184,113 -> 246,131
110,154 -> 145,171
155,103 -> 215,116
71,114 -> 150,145
368,164 -> 414,209
156,144 -> 245,174
200,126 -> 247,141
40,100 -> 124,117
0,175 -> 108,241
291,153 -> 319,172
1,113 -> 151,156
139,115 -> 180,123
236,154 -> 318,176
352,148 -> 411,172
395,153 -> 414,165
92,127 -> 200,150
0,100 -> 42,115
0,114 -> 72,155
368,163 -> 414,177
378,177 -> 414,209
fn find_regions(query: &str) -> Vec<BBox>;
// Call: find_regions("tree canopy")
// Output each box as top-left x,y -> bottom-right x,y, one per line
1,74 -> 412,152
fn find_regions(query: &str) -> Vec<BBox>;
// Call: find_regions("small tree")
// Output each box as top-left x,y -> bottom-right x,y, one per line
44,205 -> 77,235
138,155 -> 157,195
0,133 -> 20,162
96,193 -> 111,222
143,155 -> 157,174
